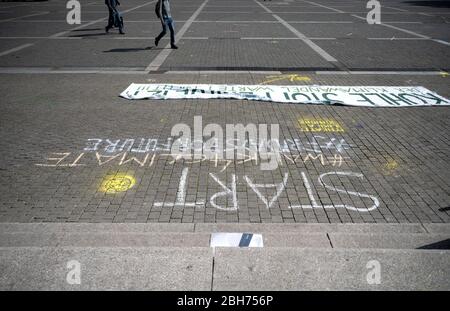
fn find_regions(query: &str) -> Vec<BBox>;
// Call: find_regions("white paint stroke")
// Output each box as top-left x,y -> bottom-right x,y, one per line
318,171 -> 379,212
244,173 -> 289,209
300,171 -> 318,207
0,11 -> 49,23
254,0 -> 338,62
154,167 -> 204,207
209,173 -> 238,211
0,43 -> 34,57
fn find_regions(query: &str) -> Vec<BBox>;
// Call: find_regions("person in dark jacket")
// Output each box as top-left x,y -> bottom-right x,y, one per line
105,0 -> 124,34
154,0 -> 178,49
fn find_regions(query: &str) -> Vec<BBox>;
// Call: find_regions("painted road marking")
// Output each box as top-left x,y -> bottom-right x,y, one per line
303,0 -> 440,42
0,36 -> 337,40
0,36 -> 438,42
166,70 -> 282,74
0,11 -> 49,23
51,0 -> 157,38
302,0 -> 447,44
193,21 -> 354,23
0,67 -> 445,76
0,37 -> 81,39
254,0 -> 338,63
367,38 -> 429,40
146,0 -> 210,72
352,15 -> 430,39
433,39 -> 450,46
9,20 -> 189,23
240,37 -> 298,40
0,43 -> 34,57
315,71 -> 448,75
302,0 -> 450,45
383,6 -> 409,12
299,0 -> 345,13
0,4 -> 26,9
0,67 -> 147,74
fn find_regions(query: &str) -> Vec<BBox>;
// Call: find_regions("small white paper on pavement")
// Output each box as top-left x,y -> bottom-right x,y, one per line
210,233 -> 264,248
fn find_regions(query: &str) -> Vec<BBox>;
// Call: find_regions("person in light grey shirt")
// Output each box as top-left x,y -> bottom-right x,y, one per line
154,0 -> 178,49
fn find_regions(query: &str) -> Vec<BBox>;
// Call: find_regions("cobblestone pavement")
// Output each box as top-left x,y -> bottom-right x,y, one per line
0,0 -> 449,223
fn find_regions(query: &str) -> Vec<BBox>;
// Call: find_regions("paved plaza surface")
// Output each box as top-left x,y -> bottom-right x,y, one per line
0,0 -> 449,225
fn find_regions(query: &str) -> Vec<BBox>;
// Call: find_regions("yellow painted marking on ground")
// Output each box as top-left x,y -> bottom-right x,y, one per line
100,173 -> 136,193
261,74 -> 311,84
298,118 -> 345,133
381,158 -> 405,177
440,71 -> 449,77
385,159 -> 399,171
382,159 -> 401,176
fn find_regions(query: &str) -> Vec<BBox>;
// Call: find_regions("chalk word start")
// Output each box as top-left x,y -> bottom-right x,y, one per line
154,168 -> 379,212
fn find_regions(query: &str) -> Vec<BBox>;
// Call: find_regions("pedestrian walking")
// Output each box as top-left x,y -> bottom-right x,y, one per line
105,0 -> 125,34
154,0 -> 178,49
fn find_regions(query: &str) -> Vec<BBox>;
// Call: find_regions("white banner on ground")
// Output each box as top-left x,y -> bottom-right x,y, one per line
120,83 -> 450,107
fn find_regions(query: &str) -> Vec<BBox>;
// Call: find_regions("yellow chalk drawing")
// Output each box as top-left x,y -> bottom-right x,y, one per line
385,160 -> 399,171
261,74 -> 311,84
100,174 -> 136,193
382,159 -> 400,176
440,71 -> 449,77
298,118 -> 345,133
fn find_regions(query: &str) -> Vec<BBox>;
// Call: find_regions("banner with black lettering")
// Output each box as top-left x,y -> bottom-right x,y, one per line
120,84 -> 450,107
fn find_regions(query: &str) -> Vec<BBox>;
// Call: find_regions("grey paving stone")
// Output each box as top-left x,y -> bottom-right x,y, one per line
0,232 -> 211,247
213,248 -> 450,290
329,233 -> 450,249
423,223 -> 450,234
0,247 -> 212,290
195,223 -> 427,233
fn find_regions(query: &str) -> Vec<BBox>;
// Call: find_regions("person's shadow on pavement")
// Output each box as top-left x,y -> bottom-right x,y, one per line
103,47 -> 153,52
69,33 -> 109,38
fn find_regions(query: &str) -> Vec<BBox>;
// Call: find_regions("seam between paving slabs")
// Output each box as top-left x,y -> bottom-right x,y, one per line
326,233 -> 334,248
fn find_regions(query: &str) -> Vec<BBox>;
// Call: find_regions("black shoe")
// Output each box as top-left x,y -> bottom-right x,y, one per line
171,44 -> 178,49
119,30 -> 125,35
105,26 -> 110,33
155,37 -> 159,47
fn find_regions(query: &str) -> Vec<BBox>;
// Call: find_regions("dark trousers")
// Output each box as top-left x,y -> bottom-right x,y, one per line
106,0 -> 123,31
156,17 -> 175,45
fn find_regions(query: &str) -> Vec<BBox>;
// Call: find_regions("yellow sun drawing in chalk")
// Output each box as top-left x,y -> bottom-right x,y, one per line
382,159 -> 400,176
385,160 -> 399,171
100,174 -> 136,193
